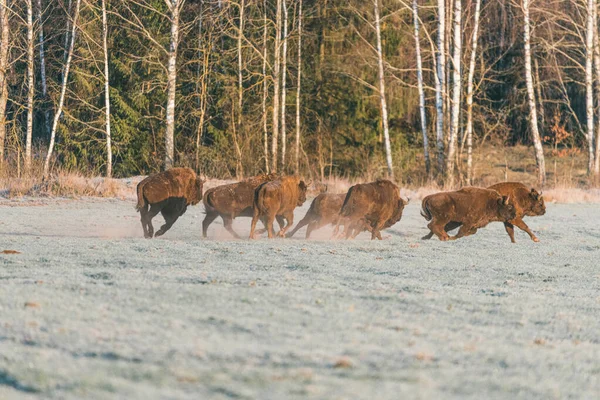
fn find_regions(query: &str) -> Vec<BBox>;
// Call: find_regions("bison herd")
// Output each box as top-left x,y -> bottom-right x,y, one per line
135,167 -> 546,242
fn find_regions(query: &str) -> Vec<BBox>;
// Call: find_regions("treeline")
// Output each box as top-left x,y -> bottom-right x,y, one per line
1,0 -> 600,186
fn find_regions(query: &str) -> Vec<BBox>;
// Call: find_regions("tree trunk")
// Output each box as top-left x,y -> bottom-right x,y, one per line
446,0 -> 461,187
43,0 -> 81,177
63,0 -> 72,63
237,0 -> 244,130
586,0 -> 595,174
374,0 -> 393,178
465,0 -> 481,185
0,0 -> 9,168
594,0 -> 600,175
280,0 -> 288,170
295,0 -> 302,175
36,0 -> 50,138
523,0 -> 546,185
412,0 -> 430,175
262,0 -> 269,173
164,0 -> 180,170
435,0 -> 446,174
26,0 -> 35,173
271,0 -> 282,173
102,0 -> 112,178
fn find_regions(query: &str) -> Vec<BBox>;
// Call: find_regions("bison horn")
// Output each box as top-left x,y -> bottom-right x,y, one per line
403,197 -> 410,205
503,195 -> 510,205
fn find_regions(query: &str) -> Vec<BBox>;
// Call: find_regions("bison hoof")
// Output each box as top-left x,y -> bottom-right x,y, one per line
533,237 -> 540,242
155,230 -> 165,237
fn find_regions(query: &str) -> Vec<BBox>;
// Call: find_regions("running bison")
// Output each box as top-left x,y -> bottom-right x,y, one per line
286,192 -> 346,239
420,187 -> 516,241
249,176 -> 309,239
202,173 -> 277,238
136,167 -> 204,238
488,182 -> 546,242
335,180 -> 406,240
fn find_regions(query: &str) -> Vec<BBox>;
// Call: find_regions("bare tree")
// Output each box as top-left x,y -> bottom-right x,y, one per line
374,0 -> 393,178
25,0 -> 35,172
435,0 -> 446,174
295,0 -> 302,174
36,0 -> 50,137
164,0 -> 181,169
523,0 -> 546,185
102,0 -> 112,177
595,0 -> 600,175
585,0 -> 595,174
43,0 -> 81,177
262,0 -> 269,173
465,0 -> 481,185
0,0 -> 9,167
446,0 -> 461,186
412,0 -> 430,175
280,0 -> 288,170
272,0 -> 282,172
237,0 -> 245,128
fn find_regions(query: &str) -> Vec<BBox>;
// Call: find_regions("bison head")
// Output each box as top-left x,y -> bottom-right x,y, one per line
191,177 -> 205,205
528,188 -> 546,216
297,180 -> 309,206
497,195 -> 517,221
387,198 -> 407,227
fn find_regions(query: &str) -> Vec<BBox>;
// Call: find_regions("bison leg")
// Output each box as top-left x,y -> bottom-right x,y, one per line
139,204 -> 150,238
144,204 -> 162,238
155,208 -> 180,237
421,231 -> 434,240
222,215 -> 241,239
511,217 -> 539,243
370,220 -> 386,241
202,212 -> 218,238
277,212 -> 294,237
450,224 -> 477,240
265,211 -> 277,239
249,207 -> 261,239
423,221 -> 461,240
503,222 -> 516,243
286,214 -> 312,238
428,220 -> 450,241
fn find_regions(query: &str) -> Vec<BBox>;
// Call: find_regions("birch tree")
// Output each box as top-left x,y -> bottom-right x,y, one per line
412,0 -> 430,175
523,0 -> 546,185
25,0 -> 34,172
43,0 -> 81,177
374,0 -> 394,178
465,0 -> 481,184
164,0 -> 181,169
36,0 -> 50,137
102,0 -> 112,177
262,0 -> 269,172
435,0 -> 446,173
280,0 -> 288,170
594,0 -> 600,175
294,0 -> 302,174
237,0 -> 244,129
272,0 -> 282,172
585,0 -> 594,174
446,0 -> 461,186
0,0 -> 9,166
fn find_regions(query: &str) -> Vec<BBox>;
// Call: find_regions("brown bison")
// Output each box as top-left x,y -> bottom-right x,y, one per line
249,176 -> 309,239
136,167 -> 204,238
202,173 -> 278,238
335,180 -> 406,240
488,182 -> 546,242
420,187 -> 516,241
286,192 -> 346,239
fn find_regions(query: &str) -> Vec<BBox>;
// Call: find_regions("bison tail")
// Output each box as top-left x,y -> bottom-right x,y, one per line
135,180 -> 146,212
420,198 -> 432,221
339,186 -> 356,218
254,186 -> 268,215
204,190 -> 215,212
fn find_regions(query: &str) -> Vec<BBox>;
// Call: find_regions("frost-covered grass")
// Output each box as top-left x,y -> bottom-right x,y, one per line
1,198 -> 600,399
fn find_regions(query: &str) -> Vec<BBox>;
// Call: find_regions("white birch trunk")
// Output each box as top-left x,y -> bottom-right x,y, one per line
36,0 -> 50,137
43,0 -> 81,177
435,0 -> 446,174
374,0 -> 394,178
272,0 -> 282,173
237,0 -> 244,127
465,0 -> 481,185
26,0 -> 34,172
413,0 -> 430,175
585,0 -> 595,174
63,0 -> 72,66
0,0 -> 9,166
446,0 -> 461,186
102,0 -> 112,178
164,0 -> 180,169
295,0 -> 302,174
523,0 -> 546,185
594,0 -> 600,174
280,0 -> 288,170
262,0 -> 269,173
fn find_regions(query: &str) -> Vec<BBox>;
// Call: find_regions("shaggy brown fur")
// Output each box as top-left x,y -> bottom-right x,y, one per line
420,187 -> 516,241
249,176 -> 309,239
488,182 -> 546,242
136,168 -> 204,238
335,180 -> 404,240
286,192 -> 347,238
202,173 -> 278,238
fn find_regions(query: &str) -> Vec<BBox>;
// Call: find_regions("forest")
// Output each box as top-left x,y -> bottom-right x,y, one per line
1,0 -> 600,187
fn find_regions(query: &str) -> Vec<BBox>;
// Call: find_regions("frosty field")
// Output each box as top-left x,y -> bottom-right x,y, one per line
1,198 -> 599,399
